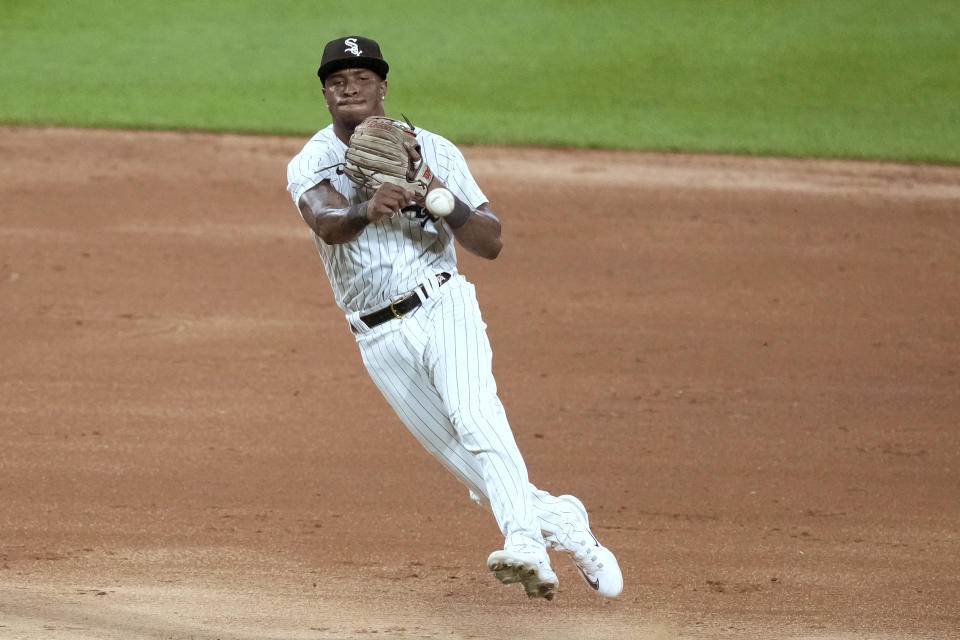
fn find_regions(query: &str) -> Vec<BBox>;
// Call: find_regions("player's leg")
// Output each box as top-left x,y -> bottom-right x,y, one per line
414,277 -> 622,598
420,279 -> 546,552
359,325 -> 584,544
421,279 -> 558,598
355,323 -> 488,498
356,313 -> 536,535
356,314 -> 556,598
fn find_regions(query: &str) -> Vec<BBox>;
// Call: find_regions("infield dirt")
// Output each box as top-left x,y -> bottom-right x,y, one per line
2,127 -> 959,639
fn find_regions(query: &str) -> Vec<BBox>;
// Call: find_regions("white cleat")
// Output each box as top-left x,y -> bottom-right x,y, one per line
546,495 -> 624,598
486,549 -> 558,600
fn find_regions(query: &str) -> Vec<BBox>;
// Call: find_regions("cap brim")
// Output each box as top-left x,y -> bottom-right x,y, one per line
318,58 -> 389,82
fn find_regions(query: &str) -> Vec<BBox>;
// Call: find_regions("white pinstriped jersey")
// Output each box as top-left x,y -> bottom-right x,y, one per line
286,124 -> 488,316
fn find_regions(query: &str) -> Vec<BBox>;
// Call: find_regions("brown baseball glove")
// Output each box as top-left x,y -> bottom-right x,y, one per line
342,116 -> 434,199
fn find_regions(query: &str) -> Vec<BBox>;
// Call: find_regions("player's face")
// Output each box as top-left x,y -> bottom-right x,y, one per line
322,67 -> 386,127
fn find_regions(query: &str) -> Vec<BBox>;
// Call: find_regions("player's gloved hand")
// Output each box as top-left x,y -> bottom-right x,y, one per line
343,116 -> 435,200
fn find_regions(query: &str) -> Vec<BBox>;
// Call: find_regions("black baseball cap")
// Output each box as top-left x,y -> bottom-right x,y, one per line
317,36 -> 389,84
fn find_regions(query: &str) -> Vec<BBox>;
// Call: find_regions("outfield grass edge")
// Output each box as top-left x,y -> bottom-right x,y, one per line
5,122 -> 958,169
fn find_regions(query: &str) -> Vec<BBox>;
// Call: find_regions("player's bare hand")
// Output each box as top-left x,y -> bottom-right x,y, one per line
366,183 -> 415,222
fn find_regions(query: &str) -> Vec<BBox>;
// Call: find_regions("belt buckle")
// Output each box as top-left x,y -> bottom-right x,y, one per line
389,295 -> 410,319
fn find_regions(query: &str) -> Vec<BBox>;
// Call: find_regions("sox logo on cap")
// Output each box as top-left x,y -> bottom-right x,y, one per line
344,37 -> 361,56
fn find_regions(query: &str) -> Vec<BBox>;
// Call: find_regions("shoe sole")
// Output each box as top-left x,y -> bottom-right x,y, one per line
487,553 -> 557,600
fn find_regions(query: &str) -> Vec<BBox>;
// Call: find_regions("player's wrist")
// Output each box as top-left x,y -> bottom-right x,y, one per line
445,196 -> 471,229
346,202 -> 372,230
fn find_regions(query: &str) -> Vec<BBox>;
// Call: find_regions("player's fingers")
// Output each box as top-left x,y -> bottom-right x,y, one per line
369,192 -> 405,220
384,192 -> 410,211
386,184 -> 415,202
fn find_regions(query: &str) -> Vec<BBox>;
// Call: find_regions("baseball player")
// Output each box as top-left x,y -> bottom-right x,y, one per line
286,35 -> 622,601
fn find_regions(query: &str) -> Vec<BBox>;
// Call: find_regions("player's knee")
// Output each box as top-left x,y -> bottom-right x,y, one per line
450,405 -> 513,453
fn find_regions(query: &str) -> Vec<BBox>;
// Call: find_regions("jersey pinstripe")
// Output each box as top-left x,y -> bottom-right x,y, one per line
287,124 -> 487,316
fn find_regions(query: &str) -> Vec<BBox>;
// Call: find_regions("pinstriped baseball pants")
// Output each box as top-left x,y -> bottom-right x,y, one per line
354,275 -> 581,552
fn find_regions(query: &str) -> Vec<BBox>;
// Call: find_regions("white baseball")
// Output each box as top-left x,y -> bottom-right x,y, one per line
425,188 -> 455,217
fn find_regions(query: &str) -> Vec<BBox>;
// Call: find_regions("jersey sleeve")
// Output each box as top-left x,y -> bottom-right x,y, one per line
286,143 -> 343,207
423,134 -> 488,210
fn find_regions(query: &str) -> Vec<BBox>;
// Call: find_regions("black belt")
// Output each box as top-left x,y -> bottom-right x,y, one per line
359,272 -> 451,330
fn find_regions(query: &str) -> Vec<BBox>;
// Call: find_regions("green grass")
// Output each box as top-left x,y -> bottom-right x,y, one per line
1,0 -> 957,163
